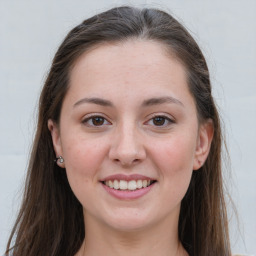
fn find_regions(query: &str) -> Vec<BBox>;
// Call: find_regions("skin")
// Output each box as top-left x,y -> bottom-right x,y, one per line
48,40 -> 213,256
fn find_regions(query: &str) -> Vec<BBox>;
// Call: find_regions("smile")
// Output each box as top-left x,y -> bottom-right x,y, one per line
103,180 -> 155,191
100,174 -> 157,199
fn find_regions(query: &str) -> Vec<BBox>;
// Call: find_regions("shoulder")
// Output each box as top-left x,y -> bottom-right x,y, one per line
233,254 -> 255,256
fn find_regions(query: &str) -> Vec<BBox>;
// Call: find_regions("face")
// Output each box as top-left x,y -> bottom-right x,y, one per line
49,40 -> 213,232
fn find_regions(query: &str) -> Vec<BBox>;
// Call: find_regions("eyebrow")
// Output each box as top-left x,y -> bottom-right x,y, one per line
142,96 -> 184,107
73,97 -> 113,108
73,96 -> 184,108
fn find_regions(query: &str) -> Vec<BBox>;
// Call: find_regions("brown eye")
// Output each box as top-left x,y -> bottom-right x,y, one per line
152,116 -> 166,126
146,115 -> 174,128
82,115 -> 111,127
92,117 -> 105,126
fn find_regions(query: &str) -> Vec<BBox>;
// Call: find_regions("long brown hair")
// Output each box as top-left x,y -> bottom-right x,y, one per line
6,6 -> 231,256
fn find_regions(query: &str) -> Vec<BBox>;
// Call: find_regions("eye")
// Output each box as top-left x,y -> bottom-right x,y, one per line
146,115 -> 174,127
82,115 -> 111,127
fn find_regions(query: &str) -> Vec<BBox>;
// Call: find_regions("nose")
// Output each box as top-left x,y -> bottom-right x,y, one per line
108,122 -> 146,167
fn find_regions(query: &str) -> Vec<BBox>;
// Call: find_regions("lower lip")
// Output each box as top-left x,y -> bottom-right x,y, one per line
102,182 -> 155,200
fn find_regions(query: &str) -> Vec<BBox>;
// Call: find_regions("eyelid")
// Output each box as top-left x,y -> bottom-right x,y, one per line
144,113 -> 175,127
81,113 -> 112,127
81,112 -> 175,128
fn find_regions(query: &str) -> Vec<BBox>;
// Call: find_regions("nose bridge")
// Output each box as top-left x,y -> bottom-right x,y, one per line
109,118 -> 146,165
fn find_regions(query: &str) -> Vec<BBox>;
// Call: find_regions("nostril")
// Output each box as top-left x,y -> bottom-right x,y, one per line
114,158 -> 141,166
108,137 -> 146,165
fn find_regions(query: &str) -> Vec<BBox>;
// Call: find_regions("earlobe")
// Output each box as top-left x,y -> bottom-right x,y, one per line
193,119 -> 214,170
48,119 -> 65,168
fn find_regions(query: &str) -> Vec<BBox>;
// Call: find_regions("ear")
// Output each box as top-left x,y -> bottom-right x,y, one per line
48,119 -> 65,168
193,119 -> 214,170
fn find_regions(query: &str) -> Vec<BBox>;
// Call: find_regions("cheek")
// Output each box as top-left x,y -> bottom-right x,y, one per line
149,134 -> 196,196
61,134 -> 109,189
153,135 -> 196,171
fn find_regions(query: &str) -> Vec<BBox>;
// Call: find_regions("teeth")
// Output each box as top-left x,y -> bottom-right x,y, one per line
104,179 -> 153,191
128,180 -> 137,190
119,180 -> 128,190
113,180 -> 119,190
137,180 -> 142,189
109,180 -> 114,188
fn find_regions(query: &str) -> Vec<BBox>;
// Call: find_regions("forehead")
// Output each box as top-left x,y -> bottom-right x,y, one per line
67,40 -> 194,108
71,40 -> 184,80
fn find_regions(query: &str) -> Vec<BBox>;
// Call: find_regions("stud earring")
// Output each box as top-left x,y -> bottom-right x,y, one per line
55,156 -> 64,163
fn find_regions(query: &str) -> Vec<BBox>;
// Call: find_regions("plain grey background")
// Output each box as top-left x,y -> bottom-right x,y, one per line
0,0 -> 255,255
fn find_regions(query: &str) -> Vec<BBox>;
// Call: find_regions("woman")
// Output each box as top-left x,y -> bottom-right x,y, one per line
5,6 -> 233,256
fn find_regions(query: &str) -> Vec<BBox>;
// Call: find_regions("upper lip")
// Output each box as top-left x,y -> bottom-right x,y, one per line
100,174 -> 156,182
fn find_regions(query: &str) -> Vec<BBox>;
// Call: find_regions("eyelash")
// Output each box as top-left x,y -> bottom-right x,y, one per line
145,115 -> 175,128
82,115 -> 111,127
82,114 -> 174,128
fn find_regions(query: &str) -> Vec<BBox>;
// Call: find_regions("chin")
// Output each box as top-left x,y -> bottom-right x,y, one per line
102,208 -> 156,232
108,220 -> 151,232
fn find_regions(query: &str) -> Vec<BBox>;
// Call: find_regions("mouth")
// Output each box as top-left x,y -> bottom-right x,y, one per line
100,174 -> 157,199
101,179 -> 157,191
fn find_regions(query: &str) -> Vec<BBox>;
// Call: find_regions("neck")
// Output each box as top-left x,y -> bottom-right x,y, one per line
76,211 -> 189,256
